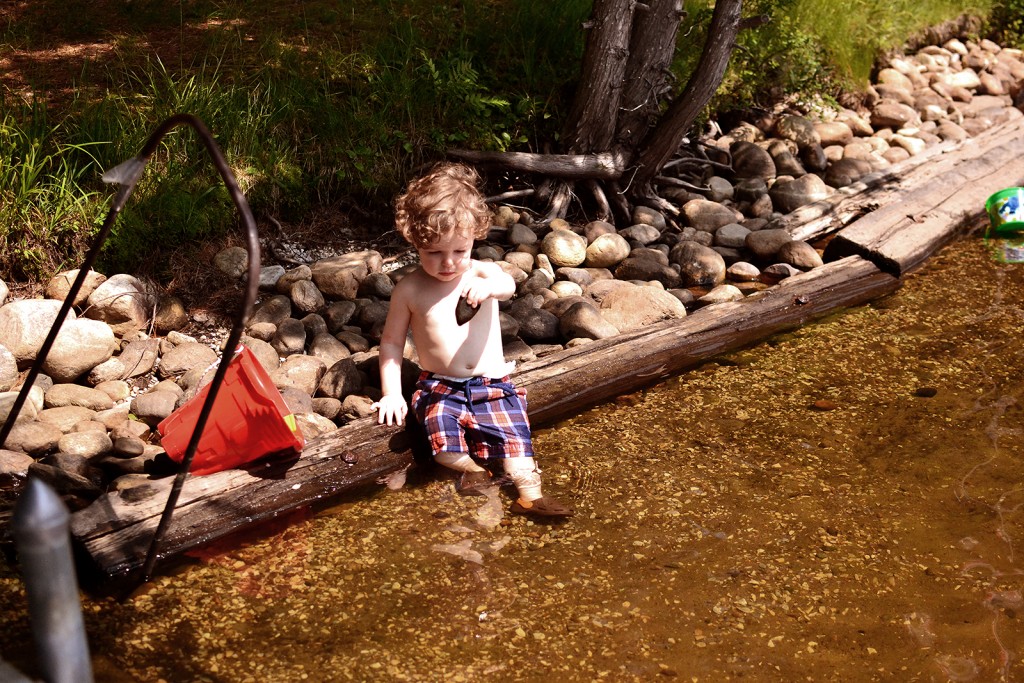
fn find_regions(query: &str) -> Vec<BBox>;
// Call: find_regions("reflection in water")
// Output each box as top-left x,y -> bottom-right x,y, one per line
2,235 -> 1024,681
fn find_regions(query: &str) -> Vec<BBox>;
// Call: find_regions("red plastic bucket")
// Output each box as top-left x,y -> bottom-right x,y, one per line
158,346 -> 304,475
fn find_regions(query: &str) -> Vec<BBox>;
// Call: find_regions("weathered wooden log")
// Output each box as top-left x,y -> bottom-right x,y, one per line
824,115 -> 1024,274
70,255 -> 898,587
776,116 -> 1024,244
447,149 -> 627,179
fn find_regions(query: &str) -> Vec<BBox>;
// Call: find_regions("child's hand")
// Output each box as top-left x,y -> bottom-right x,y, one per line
372,394 -> 408,426
461,276 -> 493,307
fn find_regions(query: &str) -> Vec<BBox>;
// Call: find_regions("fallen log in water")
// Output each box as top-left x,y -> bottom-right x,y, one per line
823,115 -> 1024,275
71,255 -> 898,586
776,116 -> 1024,245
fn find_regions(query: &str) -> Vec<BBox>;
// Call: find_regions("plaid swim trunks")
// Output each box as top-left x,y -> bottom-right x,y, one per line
411,372 -> 534,460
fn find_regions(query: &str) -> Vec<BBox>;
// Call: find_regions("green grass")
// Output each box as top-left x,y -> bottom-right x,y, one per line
0,0 -> 1008,282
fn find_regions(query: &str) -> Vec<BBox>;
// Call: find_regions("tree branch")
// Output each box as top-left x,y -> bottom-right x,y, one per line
448,149 -> 627,180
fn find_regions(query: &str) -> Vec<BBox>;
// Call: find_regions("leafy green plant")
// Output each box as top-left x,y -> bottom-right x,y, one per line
0,102 -> 104,281
987,0 -> 1024,47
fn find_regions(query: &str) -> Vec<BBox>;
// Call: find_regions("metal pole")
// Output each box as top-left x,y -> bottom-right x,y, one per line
12,478 -> 94,683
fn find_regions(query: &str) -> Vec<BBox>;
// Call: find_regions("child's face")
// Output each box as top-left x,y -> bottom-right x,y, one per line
416,231 -> 474,282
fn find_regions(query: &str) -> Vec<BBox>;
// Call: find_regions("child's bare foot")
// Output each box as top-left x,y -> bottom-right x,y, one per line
456,470 -> 496,496
510,495 -> 574,518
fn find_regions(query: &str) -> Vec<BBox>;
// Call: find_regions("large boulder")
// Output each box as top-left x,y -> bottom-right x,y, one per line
42,318 -> 119,383
0,299 -> 72,364
310,251 -> 384,300
85,274 -> 154,336
599,286 -> 686,333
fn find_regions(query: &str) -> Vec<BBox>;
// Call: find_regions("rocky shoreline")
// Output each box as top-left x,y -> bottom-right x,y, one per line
2,35 -> 1023,523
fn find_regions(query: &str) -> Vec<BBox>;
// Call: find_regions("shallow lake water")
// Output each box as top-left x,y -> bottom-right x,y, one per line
3,234 -> 1024,682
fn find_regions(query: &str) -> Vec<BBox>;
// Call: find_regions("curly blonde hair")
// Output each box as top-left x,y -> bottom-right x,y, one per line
394,163 -> 491,248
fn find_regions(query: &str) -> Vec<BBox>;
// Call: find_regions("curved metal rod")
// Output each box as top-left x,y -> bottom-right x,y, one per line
134,114 -> 261,583
0,113 -> 260,585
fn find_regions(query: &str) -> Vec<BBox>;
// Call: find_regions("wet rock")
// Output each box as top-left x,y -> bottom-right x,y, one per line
29,461 -> 101,501
0,449 -> 34,481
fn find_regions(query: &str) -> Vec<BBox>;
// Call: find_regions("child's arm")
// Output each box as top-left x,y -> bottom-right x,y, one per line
462,260 -> 516,306
373,283 -> 412,426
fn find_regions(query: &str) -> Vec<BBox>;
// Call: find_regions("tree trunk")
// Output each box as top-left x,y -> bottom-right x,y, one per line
614,0 -> 686,154
632,0 -> 743,187
562,0 -> 635,154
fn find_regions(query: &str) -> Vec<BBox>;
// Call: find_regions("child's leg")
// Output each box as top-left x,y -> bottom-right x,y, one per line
435,452 -> 495,496
504,457 -> 573,517
502,456 -> 543,501
435,451 -> 486,474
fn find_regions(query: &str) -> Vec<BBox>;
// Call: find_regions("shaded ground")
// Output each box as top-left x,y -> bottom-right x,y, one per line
3,232 -> 1024,681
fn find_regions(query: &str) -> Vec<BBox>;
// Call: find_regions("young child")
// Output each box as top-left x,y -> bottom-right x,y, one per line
372,163 -> 573,518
